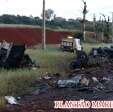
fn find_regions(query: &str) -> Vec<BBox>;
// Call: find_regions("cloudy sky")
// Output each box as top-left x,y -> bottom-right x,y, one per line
0,0 -> 113,21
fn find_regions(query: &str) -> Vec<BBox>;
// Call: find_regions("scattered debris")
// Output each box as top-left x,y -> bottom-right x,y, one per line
77,87 -> 95,93
32,67 -> 37,70
57,80 -> 77,88
101,76 -> 111,83
31,89 -> 40,95
70,50 -> 88,69
53,73 -> 61,78
80,77 -> 89,86
70,46 -> 113,69
4,61 -> 113,112
92,77 -> 99,83
96,83 -> 105,90
71,75 -> 82,84
0,41 -> 39,69
105,90 -> 113,93
5,96 -> 19,105
32,83 -> 50,95
57,75 -> 91,88
38,83 -> 50,93
43,76 -> 52,80
57,75 -> 82,88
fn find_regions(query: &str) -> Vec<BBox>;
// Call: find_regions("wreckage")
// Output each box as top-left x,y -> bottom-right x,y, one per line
70,46 -> 113,69
0,41 -> 38,69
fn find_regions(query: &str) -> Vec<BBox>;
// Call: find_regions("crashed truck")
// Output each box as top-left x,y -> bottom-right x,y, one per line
70,44 -> 113,69
0,41 -> 37,69
60,36 -> 82,52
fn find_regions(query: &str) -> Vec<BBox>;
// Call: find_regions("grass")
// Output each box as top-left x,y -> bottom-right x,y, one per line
27,45 -> 74,74
0,69 -> 38,96
0,69 -> 38,108
0,45 -> 75,108
0,43 -> 112,108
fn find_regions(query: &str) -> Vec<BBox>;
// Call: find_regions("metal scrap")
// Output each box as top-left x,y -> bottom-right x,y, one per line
0,41 -> 38,68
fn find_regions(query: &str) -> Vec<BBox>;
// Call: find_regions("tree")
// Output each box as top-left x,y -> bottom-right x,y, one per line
41,9 -> 55,21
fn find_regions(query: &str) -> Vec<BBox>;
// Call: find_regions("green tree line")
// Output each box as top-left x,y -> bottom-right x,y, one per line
0,14 -> 94,31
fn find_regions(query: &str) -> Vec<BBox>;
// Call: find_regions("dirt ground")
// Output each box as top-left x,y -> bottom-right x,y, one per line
2,63 -> 113,112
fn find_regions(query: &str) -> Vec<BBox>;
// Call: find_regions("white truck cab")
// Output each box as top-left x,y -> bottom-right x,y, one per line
60,36 -> 82,52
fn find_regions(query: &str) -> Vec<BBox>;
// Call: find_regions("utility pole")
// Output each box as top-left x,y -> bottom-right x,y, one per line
83,14 -> 86,41
100,14 -> 106,42
112,12 -> 113,42
93,14 -> 96,32
101,19 -> 104,42
82,0 -> 88,41
93,14 -> 97,42
42,0 -> 46,49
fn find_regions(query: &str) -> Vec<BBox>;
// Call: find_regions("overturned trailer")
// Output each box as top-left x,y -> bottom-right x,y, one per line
70,46 -> 113,69
0,41 -> 37,69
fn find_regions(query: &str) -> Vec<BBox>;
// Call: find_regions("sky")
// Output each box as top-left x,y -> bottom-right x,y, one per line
0,0 -> 113,21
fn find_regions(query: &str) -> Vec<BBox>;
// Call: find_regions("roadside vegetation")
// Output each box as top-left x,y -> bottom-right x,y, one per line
0,45 -> 74,98
0,43 -> 112,108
